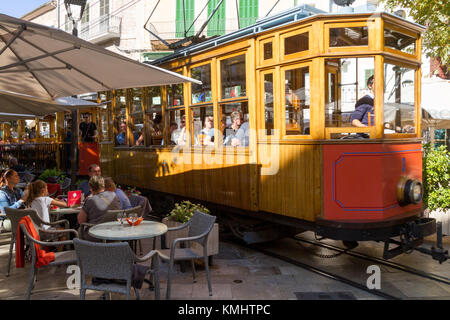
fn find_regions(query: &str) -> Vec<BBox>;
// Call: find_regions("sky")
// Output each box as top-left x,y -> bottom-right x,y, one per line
1,0 -> 50,18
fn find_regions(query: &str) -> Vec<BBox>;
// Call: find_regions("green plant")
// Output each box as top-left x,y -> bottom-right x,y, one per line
166,200 -> 211,224
38,168 -> 64,183
423,144 -> 450,210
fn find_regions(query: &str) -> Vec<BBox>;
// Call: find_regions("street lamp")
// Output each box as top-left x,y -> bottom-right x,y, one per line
63,0 -> 87,186
64,0 -> 87,36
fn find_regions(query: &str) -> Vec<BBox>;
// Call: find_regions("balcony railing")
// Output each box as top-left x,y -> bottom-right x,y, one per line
80,14 -> 121,44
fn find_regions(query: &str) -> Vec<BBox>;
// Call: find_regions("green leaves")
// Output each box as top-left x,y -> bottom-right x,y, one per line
423,144 -> 450,210
381,0 -> 450,66
166,200 -> 211,223
38,167 -> 65,183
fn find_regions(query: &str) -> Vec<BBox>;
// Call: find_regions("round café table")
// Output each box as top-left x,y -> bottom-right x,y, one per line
88,221 -> 168,250
49,207 -> 81,227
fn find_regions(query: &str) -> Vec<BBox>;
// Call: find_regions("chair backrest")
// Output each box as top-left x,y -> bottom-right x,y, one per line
188,210 -> 216,244
60,177 -> 71,192
99,210 -> 122,223
73,238 -> 134,280
4,207 -> 42,236
128,195 -> 152,218
106,206 -> 142,219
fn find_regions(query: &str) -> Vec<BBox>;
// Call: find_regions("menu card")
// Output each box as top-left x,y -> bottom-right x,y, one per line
68,190 -> 82,207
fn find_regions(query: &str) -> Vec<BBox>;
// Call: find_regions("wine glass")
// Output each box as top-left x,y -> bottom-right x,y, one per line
129,213 -> 138,227
117,212 -> 126,227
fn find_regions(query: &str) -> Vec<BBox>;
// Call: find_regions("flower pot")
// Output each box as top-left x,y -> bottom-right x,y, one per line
162,217 -> 219,256
428,209 -> 450,236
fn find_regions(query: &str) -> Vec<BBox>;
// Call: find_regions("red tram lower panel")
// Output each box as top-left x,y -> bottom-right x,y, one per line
323,143 -> 422,222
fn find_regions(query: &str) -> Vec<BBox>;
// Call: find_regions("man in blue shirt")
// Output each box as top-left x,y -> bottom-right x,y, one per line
116,122 -> 139,145
79,164 -> 101,197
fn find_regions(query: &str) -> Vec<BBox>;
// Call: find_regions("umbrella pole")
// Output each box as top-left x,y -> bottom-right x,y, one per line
71,109 -> 78,188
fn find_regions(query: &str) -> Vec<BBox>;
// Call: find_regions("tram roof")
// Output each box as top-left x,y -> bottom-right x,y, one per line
151,5 -> 425,66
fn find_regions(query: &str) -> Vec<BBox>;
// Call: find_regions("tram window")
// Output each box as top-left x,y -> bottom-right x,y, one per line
221,102 -> 249,147
168,84 -> 184,107
131,88 -> 144,146
191,106 -> 214,146
324,57 -> 374,138
284,32 -> 309,55
384,28 -> 416,55
39,121 -> 50,139
329,27 -> 368,47
284,66 -> 310,136
168,108 -> 186,145
263,73 -> 274,135
384,64 -> 415,134
115,89 -> 128,146
191,64 -> 212,104
145,87 -> 163,146
221,54 -> 246,99
264,42 -> 272,60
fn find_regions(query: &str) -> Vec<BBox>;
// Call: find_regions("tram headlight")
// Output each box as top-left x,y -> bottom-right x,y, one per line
397,177 -> 423,205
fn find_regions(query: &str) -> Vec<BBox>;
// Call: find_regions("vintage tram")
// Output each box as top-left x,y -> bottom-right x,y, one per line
93,7 -> 438,258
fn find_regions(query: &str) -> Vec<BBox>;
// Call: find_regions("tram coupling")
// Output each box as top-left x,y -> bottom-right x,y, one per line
382,219 -> 449,263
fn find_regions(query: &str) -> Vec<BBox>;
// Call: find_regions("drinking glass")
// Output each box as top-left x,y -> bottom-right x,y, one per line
117,212 -> 126,227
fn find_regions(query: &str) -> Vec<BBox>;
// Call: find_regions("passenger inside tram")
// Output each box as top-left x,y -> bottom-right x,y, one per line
223,111 -> 245,146
171,115 -> 186,145
198,116 -> 215,146
116,122 -> 139,146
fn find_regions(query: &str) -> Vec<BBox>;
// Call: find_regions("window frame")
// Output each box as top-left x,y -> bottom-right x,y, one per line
280,61 -> 313,140
258,68 -> 279,139
383,22 -> 419,60
280,27 -> 311,62
325,21 -> 370,54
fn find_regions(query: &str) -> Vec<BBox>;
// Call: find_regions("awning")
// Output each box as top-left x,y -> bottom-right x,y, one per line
0,13 -> 201,100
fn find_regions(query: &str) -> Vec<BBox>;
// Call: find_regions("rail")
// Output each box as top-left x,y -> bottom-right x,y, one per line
0,142 -> 71,173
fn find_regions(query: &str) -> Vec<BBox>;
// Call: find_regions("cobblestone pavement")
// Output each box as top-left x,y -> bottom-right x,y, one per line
0,230 -> 448,300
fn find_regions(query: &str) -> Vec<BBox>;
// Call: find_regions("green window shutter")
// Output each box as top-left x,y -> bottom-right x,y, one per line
176,0 -> 195,38
239,0 -> 258,29
207,0 -> 226,37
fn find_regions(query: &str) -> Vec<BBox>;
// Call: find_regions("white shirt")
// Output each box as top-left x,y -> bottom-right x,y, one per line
31,196 -> 53,230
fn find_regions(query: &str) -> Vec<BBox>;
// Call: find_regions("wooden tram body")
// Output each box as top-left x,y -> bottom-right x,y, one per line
95,9 -> 436,247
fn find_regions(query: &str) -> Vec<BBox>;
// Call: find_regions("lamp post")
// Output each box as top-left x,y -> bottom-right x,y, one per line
64,0 -> 87,187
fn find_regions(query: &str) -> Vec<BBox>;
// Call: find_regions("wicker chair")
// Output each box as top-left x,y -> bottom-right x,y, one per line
158,210 -> 216,300
73,238 -> 160,300
19,217 -> 78,300
128,194 -> 152,219
4,207 -> 70,277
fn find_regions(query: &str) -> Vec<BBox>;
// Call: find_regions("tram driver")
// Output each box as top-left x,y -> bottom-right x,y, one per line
350,75 -> 375,138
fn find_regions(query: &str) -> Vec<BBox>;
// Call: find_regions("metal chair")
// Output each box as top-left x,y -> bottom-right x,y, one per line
60,177 -> 71,194
4,207 -> 70,277
73,238 -> 160,300
128,194 -> 152,219
157,210 -> 216,300
19,217 -> 78,300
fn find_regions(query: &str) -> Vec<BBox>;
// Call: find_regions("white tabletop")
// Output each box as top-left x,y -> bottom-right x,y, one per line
88,221 -> 168,241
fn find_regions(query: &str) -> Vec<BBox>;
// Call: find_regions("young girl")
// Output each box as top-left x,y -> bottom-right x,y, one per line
26,180 -> 69,229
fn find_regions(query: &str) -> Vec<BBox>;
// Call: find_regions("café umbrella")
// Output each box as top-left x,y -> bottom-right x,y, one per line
0,13 -> 200,100
0,89 -> 104,116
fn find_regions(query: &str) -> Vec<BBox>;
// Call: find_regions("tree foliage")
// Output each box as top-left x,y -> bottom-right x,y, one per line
381,0 -> 450,67
423,144 -> 450,210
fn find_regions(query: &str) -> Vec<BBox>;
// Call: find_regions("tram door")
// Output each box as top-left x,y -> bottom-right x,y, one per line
325,64 -> 340,127
259,69 -> 278,137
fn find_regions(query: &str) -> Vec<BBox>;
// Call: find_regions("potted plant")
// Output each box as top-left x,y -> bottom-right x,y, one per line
423,144 -> 450,235
162,200 -> 219,256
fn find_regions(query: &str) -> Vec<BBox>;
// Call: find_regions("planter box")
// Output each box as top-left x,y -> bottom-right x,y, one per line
428,209 -> 450,236
162,217 -> 219,256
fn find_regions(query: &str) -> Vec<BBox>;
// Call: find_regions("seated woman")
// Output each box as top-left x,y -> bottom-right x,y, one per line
0,169 -> 27,214
104,177 -> 132,210
26,180 -> 70,230
77,176 -> 120,226
223,111 -> 243,146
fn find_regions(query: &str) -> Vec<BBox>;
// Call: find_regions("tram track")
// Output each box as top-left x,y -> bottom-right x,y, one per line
293,236 -> 450,286
222,236 -> 400,300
